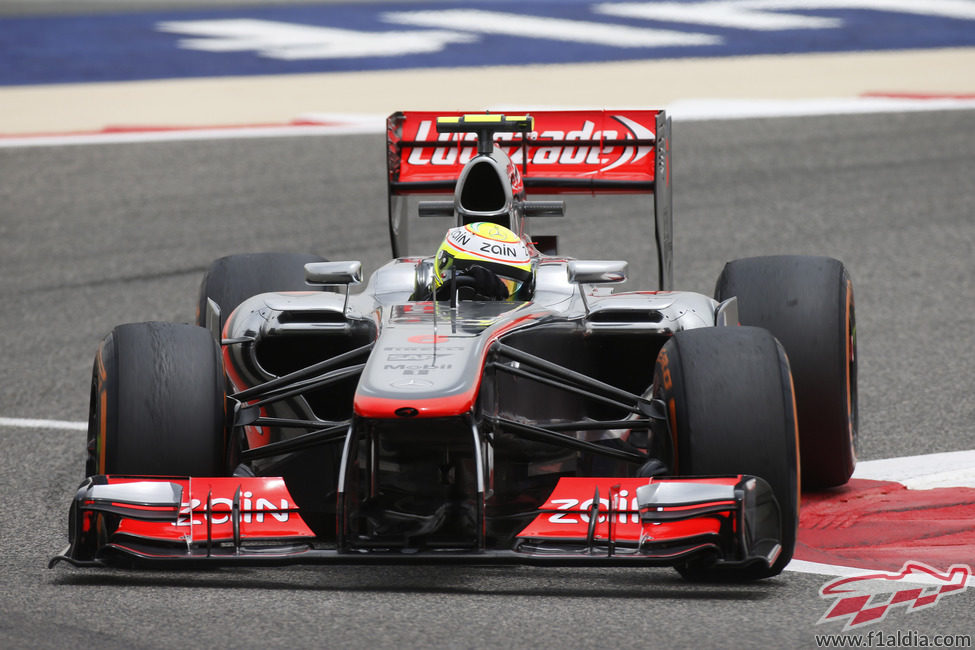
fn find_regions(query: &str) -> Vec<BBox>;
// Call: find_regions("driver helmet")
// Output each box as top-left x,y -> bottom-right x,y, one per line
433,222 -> 534,300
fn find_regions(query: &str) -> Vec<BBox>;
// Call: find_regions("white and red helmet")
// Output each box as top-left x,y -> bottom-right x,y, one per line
433,222 -> 534,300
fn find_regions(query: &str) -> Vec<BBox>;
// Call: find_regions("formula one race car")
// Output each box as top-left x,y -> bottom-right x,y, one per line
52,110 -> 857,581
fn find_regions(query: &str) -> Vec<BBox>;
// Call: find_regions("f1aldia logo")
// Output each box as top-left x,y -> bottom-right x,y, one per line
817,561 -> 971,631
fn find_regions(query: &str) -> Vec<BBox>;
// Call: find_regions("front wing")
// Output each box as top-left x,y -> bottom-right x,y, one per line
50,474 -> 781,570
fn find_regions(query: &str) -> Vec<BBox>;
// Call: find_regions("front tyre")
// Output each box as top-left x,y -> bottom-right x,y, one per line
654,327 -> 799,580
86,322 -> 227,477
196,252 -> 330,332
715,255 -> 857,488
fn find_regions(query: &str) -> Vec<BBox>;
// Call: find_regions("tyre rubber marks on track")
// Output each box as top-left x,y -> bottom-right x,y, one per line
794,450 -> 975,574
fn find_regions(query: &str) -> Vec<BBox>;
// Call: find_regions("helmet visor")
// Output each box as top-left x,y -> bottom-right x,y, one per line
498,275 -> 525,300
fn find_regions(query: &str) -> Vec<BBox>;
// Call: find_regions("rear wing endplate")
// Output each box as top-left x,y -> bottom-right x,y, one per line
386,110 -> 673,290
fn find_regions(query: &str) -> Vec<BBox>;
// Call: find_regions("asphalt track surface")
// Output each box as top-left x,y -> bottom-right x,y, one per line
1,109 -> 974,648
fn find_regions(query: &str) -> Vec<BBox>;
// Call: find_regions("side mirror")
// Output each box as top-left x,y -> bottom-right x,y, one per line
305,261 -> 362,286
715,297 -> 739,327
522,200 -> 565,218
567,260 -> 628,285
417,201 -> 455,218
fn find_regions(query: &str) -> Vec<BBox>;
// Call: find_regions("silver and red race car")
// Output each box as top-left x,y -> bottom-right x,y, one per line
52,110 -> 857,580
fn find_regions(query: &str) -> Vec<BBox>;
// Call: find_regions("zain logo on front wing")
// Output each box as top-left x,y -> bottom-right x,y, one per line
173,494 -> 292,526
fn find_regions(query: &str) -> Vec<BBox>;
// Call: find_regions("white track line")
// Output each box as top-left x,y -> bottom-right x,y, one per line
667,95 -> 975,120
3,97 -> 974,149
0,117 -> 386,149
0,417 -> 87,431
789,559 -> 975,585
853,449 -> 975,489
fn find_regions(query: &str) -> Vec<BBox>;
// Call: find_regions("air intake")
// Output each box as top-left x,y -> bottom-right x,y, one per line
459,160 -> 506,213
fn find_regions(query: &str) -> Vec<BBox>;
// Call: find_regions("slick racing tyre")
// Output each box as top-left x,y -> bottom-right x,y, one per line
653,327 -> 799,580
715,255 -> 857,488
86,322 -> 226,477
196,252 -> 331,332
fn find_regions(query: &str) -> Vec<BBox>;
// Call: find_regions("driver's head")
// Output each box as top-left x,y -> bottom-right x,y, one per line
434,222 -> 534,301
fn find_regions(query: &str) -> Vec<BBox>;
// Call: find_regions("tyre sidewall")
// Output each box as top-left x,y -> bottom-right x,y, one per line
88,322 -> 226,477
656,326 -> 799,579
196,252 -> 329,330
716,255 -> 856,488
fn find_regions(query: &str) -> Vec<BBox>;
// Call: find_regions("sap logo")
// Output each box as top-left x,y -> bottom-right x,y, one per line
384,363 -> 452,370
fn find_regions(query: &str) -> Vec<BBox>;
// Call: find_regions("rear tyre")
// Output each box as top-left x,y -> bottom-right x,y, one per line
86,322 -> 226,477
654,327 -> 799,580
715,255 -> 857,488
196,252 -> 330,331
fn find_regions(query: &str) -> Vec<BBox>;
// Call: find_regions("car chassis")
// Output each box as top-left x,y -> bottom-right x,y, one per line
52,110 -> 857,580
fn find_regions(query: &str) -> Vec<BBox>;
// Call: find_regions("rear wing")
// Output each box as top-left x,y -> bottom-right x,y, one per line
386,110 -> 673,290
